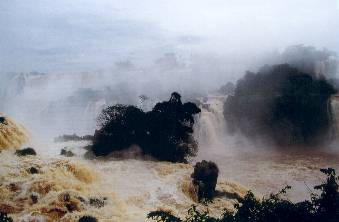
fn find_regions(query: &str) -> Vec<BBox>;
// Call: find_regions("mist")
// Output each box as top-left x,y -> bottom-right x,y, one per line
1,0 -> 339,73
0,0 -> 339,142
2,2 -> 339,221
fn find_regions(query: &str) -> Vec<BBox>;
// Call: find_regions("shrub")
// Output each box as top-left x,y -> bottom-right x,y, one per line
148,168 -> 339,222
313,168 -> 339,221
224,64 -> 336,146
91,92 -> 201,162
191,160 -> 219,201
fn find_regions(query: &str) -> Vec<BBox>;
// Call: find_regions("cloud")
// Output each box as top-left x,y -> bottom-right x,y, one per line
0,0 -> 338,72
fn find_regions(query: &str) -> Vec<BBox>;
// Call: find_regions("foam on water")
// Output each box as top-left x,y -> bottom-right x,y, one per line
0,115 -> 28,151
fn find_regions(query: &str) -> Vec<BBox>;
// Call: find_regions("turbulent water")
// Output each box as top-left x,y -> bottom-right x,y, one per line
0,140 -> 249,221
2,73 -> 339,221
0,115 -> 28,151
195,95 -> 339,201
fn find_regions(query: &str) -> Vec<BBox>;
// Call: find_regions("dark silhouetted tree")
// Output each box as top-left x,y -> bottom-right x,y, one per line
224,64 -> 336,146
91,92 -> 201,162
191,160 -> 219,201
92,105 -> 146,156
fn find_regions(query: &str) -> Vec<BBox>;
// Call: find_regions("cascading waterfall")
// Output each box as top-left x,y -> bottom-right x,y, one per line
330,96 -> 339,139
194,95 -> 229,155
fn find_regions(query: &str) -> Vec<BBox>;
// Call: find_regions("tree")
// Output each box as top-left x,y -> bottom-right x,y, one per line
313,168 -> 339,222
191,160 -> 219,201
224,64 -> 337,146
92,105 -> 146,156
91,92 -> 201,162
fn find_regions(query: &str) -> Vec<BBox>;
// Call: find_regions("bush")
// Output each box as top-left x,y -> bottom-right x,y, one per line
224,64 -> 336,146
91,92 -> 201,162
191,160 -> 219,201
148,168 -> 339,222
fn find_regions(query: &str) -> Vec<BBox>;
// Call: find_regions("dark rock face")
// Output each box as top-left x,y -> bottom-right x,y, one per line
15,148 -> 37,156
224,64 -> 337,146
78,216 -> 98,222
60,148 -> 75,157
30,194 -> 38,204
28,167 -> 39,174
191,160 -> 219,201
0,117 -> 6,124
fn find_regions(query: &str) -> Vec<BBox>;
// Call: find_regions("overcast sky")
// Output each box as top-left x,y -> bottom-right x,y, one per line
0,0 -> 338,72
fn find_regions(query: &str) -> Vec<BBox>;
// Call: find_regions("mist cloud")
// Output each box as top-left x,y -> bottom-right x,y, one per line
0,0 -> 338,73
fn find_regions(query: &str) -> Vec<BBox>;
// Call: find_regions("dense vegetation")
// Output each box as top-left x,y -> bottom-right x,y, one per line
191,160 -> 219,201
224,64 -> 337,146
91,92 -> 201,162
148,168 -> 339,222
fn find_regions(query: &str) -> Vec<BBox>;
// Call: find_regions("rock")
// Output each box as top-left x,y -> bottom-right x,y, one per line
15,148 -> 36,156
78,216 -> 98,222
63,193 -> 71,202
66,203 -> 77,212
0,117 -> 6,124
76,196 -> 86,203
30,194 -> 38,204
28,167 -> 39,174
7,183 -> 21,192
89,197 -> 106,208
60,148 -> 75,157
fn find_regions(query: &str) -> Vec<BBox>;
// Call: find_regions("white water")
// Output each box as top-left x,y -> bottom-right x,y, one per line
194,95 -> 339,201
2,75 -> 339,221
194,96 -> 227,152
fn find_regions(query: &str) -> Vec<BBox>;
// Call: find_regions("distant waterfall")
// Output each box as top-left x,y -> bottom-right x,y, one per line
331,96 -> 339,139
194,96 -> 228,154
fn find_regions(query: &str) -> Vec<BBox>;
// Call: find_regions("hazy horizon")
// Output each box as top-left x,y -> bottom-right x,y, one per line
1,0 -> 338,74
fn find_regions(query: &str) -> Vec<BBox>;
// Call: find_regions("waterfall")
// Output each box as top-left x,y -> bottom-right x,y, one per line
194,95 -> 228,155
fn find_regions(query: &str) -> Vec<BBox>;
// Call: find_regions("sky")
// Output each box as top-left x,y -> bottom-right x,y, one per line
0,0 -> 338,73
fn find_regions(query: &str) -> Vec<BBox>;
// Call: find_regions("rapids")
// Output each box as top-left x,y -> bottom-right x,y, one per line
0,115 -> 28,151
195,95 -> 339,201
1,74 -> 339,220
